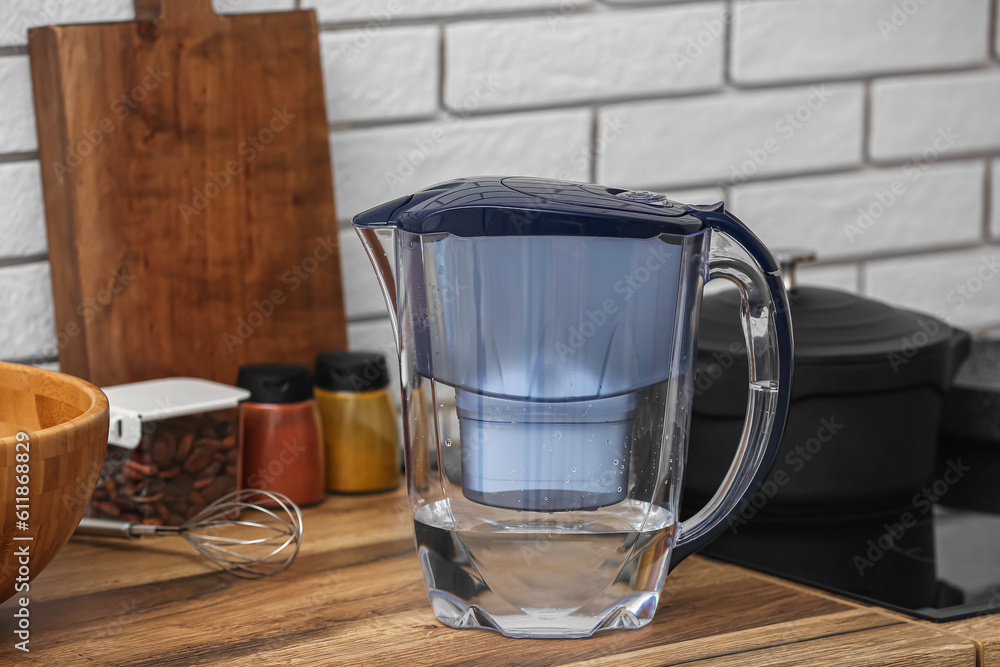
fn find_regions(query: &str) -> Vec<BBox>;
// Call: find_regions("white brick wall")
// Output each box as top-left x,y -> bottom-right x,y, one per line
0,56 -> 37,154
732,0 -> 991,84
340,227 -> 386,320
598,84 -> 863,189
321,27 -> 439,124
729,162 -> 984,261
0,161 -> 46,257
993,160 -> 1000,240
867,248 -> 1000,329
2,0 -> 999,372
331,109 -> 591,219
871,71 -> 1000,161
444,5 -> 725,111
797,264 -> 860,293
0,262 -> 56,361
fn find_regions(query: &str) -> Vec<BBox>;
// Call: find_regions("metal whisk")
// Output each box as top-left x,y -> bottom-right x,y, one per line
76,489 -> 304,578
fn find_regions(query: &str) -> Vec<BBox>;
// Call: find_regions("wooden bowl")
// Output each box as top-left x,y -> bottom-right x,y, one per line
0,362 -> 109,603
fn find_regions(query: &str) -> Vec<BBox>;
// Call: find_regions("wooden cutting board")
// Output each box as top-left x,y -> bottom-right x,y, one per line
28,0 -> 347,387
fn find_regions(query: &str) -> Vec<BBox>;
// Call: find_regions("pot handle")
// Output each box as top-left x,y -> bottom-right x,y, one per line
670,203 -> 794,570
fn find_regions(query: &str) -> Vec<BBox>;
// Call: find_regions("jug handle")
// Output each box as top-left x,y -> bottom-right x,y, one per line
670,203 -> 794,570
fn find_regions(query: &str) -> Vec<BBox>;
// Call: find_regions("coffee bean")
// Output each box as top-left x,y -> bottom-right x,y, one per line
194,437 -> 221,451
193,475 -> 215,489
123,466 -> 145,481
201,475 -> 232,504
175,433 -> 194,462
95,501 -> 120,517
183,446 -> 215,473
124,460 -> 158,477
195,460 -> 223,479
152,437 -> 176,469
158,465 -> 180,479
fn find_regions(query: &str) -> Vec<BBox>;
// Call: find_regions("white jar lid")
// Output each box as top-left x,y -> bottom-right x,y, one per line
103,378 -> 251,449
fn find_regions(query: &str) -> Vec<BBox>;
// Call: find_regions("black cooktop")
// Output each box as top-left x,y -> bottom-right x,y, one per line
702,504 -> 1000,622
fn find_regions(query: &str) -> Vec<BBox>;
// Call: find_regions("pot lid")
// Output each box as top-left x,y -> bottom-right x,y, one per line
695,252 -> 970,407
699,285 -> 956,365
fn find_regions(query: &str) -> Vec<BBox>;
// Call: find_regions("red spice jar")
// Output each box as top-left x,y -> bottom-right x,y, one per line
237,364 -> 325,506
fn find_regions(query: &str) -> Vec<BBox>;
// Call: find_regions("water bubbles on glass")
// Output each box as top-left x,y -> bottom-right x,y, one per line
444,439 -> 452,448
613,459 -> 619,465
553,432 -> 562,439
617,487 -> 623,493
571,467 -> 578,473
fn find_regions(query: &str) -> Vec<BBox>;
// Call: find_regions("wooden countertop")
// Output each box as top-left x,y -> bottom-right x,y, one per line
2,487 -> 998,665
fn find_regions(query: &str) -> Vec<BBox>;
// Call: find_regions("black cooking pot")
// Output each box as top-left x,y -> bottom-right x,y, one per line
703,506 -> 946,611
685,280 -> 970,518
936,336 -> 1000,513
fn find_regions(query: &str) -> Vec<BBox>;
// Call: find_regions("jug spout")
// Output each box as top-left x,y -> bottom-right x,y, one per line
354,194 -> 417,346
356,224 -> 399,347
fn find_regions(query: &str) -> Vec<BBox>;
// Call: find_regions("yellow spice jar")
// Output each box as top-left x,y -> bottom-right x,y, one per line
315,351 -> 400,493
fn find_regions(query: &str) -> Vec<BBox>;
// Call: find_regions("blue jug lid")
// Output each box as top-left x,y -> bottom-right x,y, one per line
353,176 -> 711,238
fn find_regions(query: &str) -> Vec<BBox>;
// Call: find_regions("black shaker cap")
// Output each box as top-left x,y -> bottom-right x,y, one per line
315,351 -> 390,392
236,364 -> 314,404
